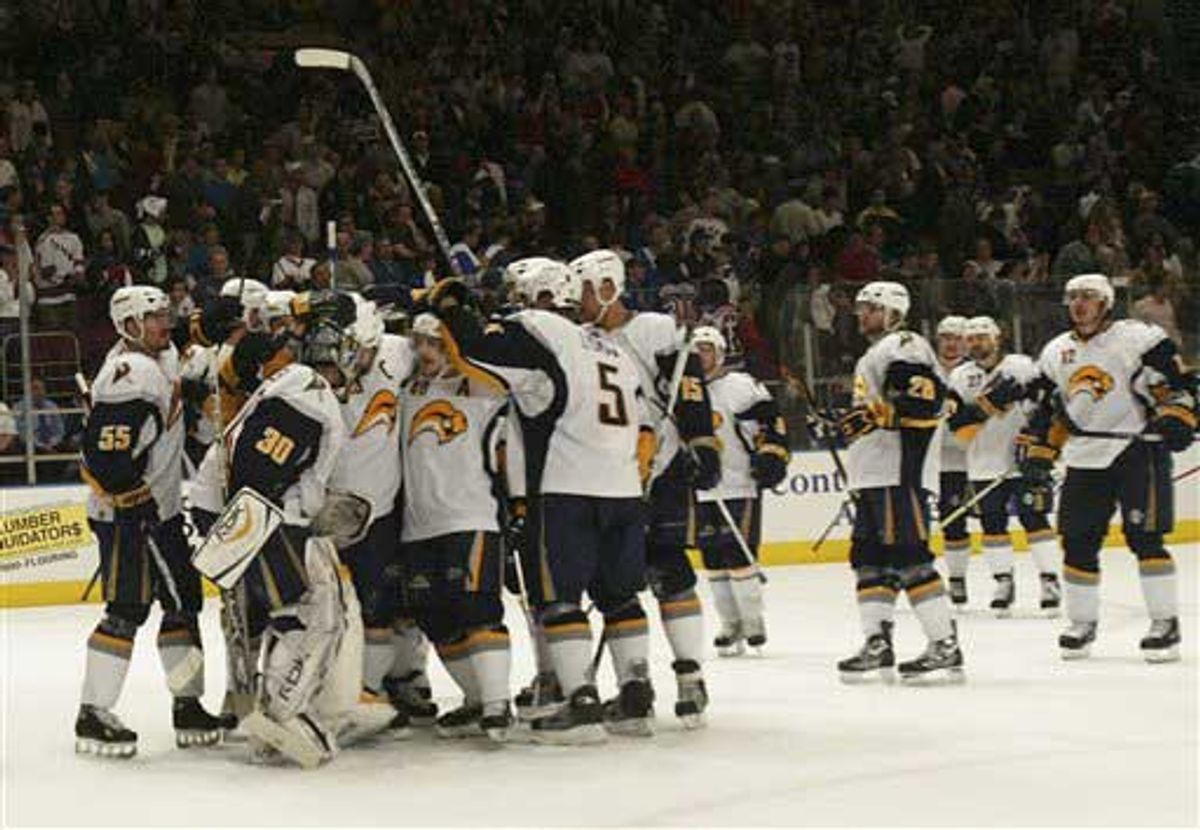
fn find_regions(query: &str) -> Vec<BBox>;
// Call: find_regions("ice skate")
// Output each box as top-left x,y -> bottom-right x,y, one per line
1039,573 -> 1061,616
898,634 -> 965,685
75,705 -> 137,758
1059,621 -> 1098,660
173,696 -> 236,748
514,672 -> 564,721
435,704 -> 484,739
743,617 -> 766,651
480,702 -> 513,743
990,573 -> 1014,617
337,689 -> 408,746
837,622 -> 895,684
672,659 -> 708,729
1140,618 -> 1180,664
383,671 -> 438,726
948,576 -> 968,607
531,685 -> 606,745
603,663 -> 655,737
713,620 -> 744,657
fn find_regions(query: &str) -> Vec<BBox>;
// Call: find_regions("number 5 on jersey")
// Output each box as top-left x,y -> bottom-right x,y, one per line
597,363 -> 629,426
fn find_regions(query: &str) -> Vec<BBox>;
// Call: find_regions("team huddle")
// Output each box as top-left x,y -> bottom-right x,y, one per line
70,253 -> 1195,767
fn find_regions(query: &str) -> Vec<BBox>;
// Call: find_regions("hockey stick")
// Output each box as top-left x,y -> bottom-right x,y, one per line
1174,464 -> 1199,484
294,48 -> 460,276
75,372 -> 105,602
812,497 -> 852,553
939,471 -> 1015,529
1067,427 -> 1164,443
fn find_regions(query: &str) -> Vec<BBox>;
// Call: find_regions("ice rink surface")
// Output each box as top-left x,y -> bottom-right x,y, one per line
2,547 -> 1196,828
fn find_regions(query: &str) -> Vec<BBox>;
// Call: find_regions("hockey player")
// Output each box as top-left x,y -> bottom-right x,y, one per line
932,315 -> 972,606
498,258 -> 564,720
75,286 -> 232,758
398,312 -> 511,740
321,296 -> 422,732
690,326 -> 789,656
424,269 -> 654,744
947,316 -> 1061,615
191,313 -> 352,767
569,248 -> 720,728
834,281 -> 965,684
1020,273 -> 1195,661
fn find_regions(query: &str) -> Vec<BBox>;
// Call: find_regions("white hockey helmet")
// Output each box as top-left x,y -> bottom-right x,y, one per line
110,285 -> 169,341
529,260 -> 579,310
263,290 -> 296,325
690,325 -> 727,364
1063,272 -> 1115,309
854,280 -> 910,320
220,277 -> 270,330
411,312 -> 443,340
504,256 -> 558,303
569,249 -> 627,301
936,315 -> 969,337
963,316 -> 1001,338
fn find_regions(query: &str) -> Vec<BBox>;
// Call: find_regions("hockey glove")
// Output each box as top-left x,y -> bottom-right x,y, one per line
976,375 -> 1025,417
750,449 -> 788,489
837,403 -> 893,443
682,442 -> 721,491
503,500 -> 527,595
425,278 -> 476,315
1016,431 -> 1058,475
188,295 -> 243,346
1152,394 -> 1197,453
113,486 -> 159,540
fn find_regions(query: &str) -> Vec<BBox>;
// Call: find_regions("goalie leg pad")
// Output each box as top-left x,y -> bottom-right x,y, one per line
260,538 -> 346,723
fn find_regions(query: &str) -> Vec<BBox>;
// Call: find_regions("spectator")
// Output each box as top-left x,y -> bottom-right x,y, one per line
84,190 -> 132,256
271,232 -> 316,289
449,221 -> 484,282
0,241 -> 29,339
836,229 -> 882,284
336,233 -> 376,291
131,196 -> 169,286
33,203 -> 84,329
0,400 -> 16,454
1132,275 -> 1183,347
14,377 -> 65,455
8,80 -> 51,155
167,278 -> 197,328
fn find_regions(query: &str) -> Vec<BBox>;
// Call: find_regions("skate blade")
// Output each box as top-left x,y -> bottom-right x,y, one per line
1040,605 -> 1062,618
992,606 -> 1013,619
604,716 -> 655,738
899,667 -> 965,686
838,667 -> 896,685
531,722 -> 607,746
483,725 -> 511,743
435,723 -> 485,740
515,701 -> 564,722
674,702 -> 707,729
176,728 -> 221,748
406,714 -> 437,728
716,642 -> 745,658
1060,645 -> 1092,660
240,711 -> 326,770
1143,645 -> 1181,664
76,737 -> 137,758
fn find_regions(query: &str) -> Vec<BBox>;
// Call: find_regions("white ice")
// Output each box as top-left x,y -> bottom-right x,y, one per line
3,546 -> 1197,827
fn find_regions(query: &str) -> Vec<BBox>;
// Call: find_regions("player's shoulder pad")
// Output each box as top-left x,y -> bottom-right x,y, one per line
261,363 -> 342,421
1001,352 -> 1038,380
627,311 -> 683,353
510,308 -> 577,349
91,348 -> 170,404
376,333 -> 415,380
1112,318 -> 1168,353
877,329 -> 935,366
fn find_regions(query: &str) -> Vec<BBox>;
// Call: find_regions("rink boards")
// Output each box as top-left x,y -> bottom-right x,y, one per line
1,446 -> 1197,608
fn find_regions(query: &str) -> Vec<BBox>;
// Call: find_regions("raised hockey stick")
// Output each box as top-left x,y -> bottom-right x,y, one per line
294,48 -> 460,276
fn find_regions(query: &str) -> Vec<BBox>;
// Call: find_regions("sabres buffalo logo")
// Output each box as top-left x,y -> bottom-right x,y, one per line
353,390 -> 399,437
408,399 -> 468,446
1066,365 -> 1115,402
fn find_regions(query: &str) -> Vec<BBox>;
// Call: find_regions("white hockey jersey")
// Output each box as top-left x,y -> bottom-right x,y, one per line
327,334 -> 414,521
935,357 -> 968,474
846,330 -> 941,492
600,311 -> 686,480
1036,319 -> 1170,469
949,353 -> 1039,480
501,401 -> 526,499
83,341 -> 185,523
697,369 -> 775,502
399,369 -> 506,541
191,361 -> 346,525
450,309 -> 647,498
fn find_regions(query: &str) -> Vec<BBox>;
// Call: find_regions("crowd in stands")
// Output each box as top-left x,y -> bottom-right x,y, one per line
1,0 -> 1198,480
